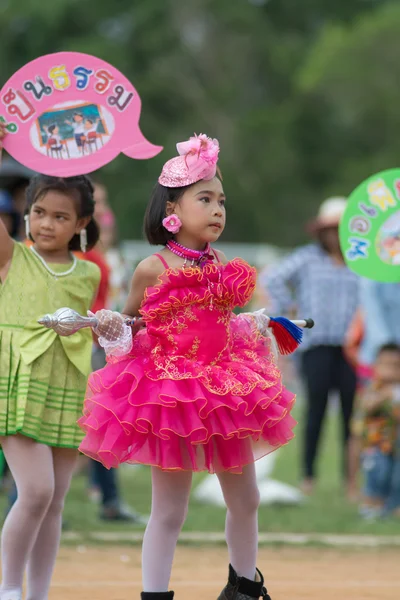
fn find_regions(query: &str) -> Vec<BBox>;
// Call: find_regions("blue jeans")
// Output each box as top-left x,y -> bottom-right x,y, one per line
362,449 -> 400,513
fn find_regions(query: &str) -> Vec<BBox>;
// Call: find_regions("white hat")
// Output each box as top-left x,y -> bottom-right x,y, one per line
309,197 -> 347,231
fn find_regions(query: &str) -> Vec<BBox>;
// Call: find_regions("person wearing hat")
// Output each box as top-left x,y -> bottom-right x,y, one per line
263,197 -> 360,495
0,189 -> 19,239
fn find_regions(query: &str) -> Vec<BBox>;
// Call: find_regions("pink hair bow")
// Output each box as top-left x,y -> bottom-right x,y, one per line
158,133 -> 220,188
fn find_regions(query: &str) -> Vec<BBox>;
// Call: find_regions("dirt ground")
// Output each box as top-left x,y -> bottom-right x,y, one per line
43,544 -> 400,599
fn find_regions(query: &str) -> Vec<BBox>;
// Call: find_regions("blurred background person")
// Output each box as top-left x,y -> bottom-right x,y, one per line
263,198 -> 360,495
0,157 -> 32,240
93,181 -> 131,313
0,189 -> 19,239
346,279 -> 400,500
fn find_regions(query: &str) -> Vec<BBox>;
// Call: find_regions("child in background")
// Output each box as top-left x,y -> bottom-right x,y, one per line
0,189 -> 19,238
357,343 -> 400,519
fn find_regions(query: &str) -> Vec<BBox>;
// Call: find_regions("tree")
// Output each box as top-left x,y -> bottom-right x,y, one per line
296,3 -> 400,202
0,0 -> 397,245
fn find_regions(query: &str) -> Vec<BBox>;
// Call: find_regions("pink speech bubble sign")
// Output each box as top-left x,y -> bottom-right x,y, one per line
0,52 -> 163,176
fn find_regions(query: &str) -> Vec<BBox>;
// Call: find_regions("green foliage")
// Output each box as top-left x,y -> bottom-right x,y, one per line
0,0 -> 398,245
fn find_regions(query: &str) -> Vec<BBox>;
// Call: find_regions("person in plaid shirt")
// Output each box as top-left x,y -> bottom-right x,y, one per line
263,198 -> 360,495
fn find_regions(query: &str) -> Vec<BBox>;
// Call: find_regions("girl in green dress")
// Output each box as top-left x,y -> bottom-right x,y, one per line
0,122 -> 101,600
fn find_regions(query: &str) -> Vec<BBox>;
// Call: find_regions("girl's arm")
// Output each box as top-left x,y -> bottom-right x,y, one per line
123,255 -> 165,316
0,123 -> 14,270
93,255 -> 164,353
0,215 -> 13,270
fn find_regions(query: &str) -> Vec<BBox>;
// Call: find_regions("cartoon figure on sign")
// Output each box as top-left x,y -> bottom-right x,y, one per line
84,118 -> 99,134
0,51 -> 162,176
44,123 -> 64,158
83,118 -> 101,153
65,112 -> 86,153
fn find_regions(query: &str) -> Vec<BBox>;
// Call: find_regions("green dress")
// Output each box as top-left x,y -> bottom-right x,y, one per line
0,242 -> 101,448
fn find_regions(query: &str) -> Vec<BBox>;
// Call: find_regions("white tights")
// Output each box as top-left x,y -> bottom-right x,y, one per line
141,463 -> 260,592
0,435 -> 77,600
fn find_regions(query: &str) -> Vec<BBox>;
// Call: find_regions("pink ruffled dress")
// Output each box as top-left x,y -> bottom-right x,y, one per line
78,256 -> 296,473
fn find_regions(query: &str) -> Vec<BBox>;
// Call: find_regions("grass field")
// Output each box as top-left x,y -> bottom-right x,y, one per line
1,406 -> 400,538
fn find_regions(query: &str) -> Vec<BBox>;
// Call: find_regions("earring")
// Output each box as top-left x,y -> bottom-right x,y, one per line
162,214 -> 182,234
80,228 -> 87,253
24,214 -> 30,239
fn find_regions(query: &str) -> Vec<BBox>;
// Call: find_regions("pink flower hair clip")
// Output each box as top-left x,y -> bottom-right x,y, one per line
162,214 -> 182,234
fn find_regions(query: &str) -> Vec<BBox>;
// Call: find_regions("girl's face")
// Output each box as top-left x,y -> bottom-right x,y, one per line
171,177 -> 226,245
29,190 -> 88,253
375,351 -> 400,384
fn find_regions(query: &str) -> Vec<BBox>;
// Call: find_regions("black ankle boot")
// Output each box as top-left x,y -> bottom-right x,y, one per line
217,564 -> 271,599
141,593 -> 174,599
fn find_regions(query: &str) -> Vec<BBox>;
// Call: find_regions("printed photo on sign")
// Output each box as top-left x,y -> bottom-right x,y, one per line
376,210 -> 400,265
29,101 -> 114,160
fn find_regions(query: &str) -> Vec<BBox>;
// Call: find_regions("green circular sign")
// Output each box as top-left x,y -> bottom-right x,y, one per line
339,168 -> 400,282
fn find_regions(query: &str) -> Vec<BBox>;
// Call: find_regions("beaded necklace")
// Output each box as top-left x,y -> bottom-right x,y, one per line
30,245 -> 77,280
166,240 -> 214,267
166,240 -> 221,309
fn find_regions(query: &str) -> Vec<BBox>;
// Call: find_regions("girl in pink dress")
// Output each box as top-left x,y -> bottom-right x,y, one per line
78,134 -> 297,600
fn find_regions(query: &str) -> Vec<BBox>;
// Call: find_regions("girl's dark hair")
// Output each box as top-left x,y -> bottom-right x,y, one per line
48,124 -> 57,135
144,182 -> 188,245
25,174 -> 100,251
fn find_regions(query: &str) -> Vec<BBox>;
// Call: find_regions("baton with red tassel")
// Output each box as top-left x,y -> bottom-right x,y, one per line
252,310 -> 314,355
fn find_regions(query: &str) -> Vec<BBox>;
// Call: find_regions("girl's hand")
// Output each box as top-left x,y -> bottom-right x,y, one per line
90,309 -> 125,341
0,121 -> 7,163
130,317 -> 146,337
90,309 -> 136,358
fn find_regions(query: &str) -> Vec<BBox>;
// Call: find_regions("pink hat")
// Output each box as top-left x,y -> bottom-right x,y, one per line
158,133 -> 220,188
